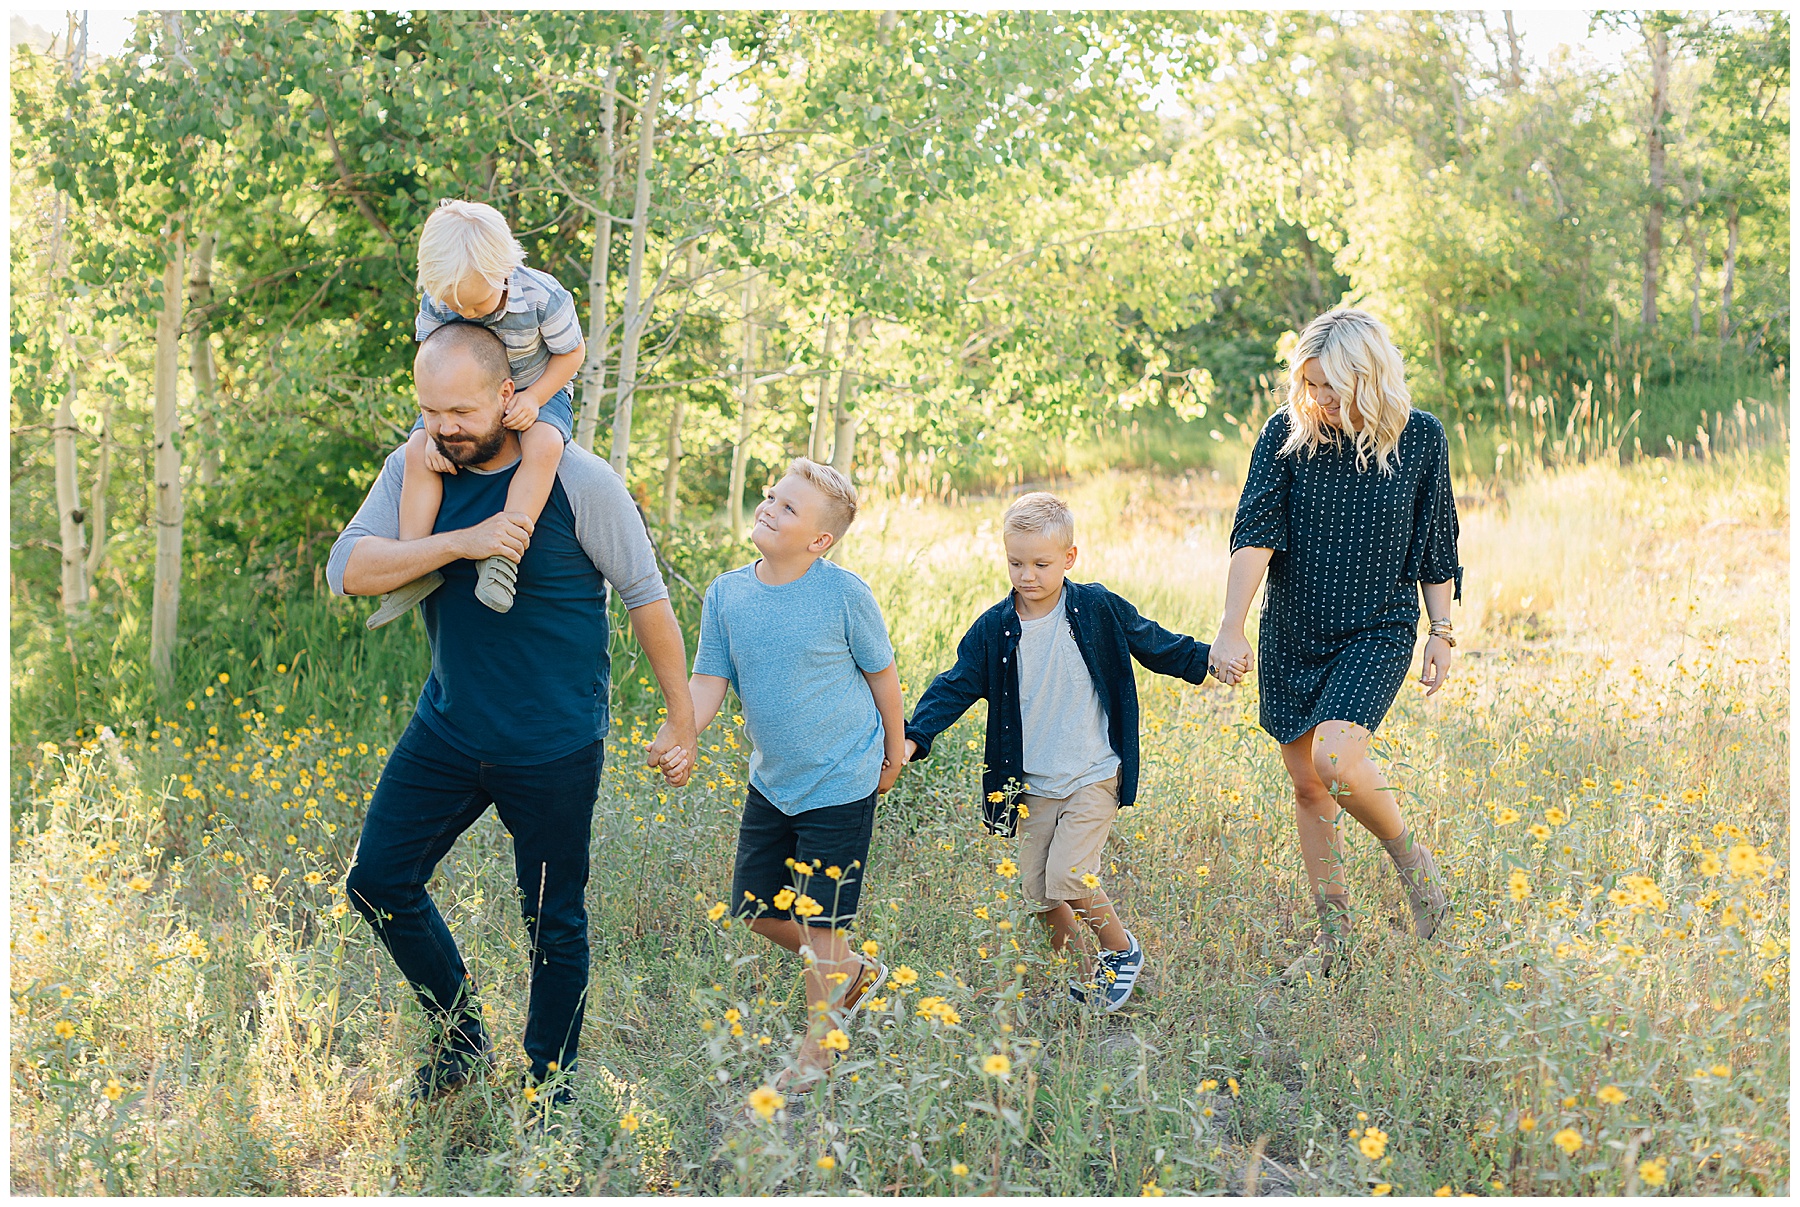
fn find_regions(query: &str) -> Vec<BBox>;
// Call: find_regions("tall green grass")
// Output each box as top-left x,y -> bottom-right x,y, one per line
10,449 -> 1787,1195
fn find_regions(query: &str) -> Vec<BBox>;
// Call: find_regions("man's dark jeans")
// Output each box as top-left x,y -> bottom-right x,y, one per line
346,714 -> 602,1082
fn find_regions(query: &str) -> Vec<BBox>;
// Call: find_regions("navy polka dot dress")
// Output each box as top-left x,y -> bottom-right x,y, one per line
1229,407 -> 1463,744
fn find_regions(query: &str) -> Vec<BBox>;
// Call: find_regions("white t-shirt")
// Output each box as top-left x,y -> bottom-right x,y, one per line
1016,592 -> 1120,800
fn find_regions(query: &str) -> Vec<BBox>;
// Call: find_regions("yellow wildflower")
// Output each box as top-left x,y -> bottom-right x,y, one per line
1527,823 -> 1551,841
1372,1185 -> 1392,1197
1552,1127 -> 1582,1155
821,1028 -> 849,1052
1494,807 -> 1521,826
1638,1157 -> 1667,1188
1508,869 -> 1531,901
953,1163 -> 970,1177
1518,1115 -> 1536,1133
772,888 -> 796,911
748,1085 -> 784,1119
127,875 -> 153,893
102,1079 -> 123,1101
891,965 -> 919,987
996,858 -> 1019,877
982,1053 -> 1011,1076
816,1155 -> 836,1170
1545,806 -> 1567,825
1142,1180 -> 1166,1196
1598,1085 -> 1627,1105
1359,1126 -> 1388,1160
53,1020 -> 75,1040
1201,1078 -> 1219,1092
792,895 -> 823,919
619,1111 -> 640,1132
706,901 -> 727,922
1080,872 -> 1100,889
1699,851 -> 1723,876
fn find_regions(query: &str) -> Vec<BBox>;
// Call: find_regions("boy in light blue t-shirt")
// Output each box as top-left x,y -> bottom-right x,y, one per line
654,458 -> 904,1094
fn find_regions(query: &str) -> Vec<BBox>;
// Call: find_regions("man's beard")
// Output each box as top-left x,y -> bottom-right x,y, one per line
433,418 -> 508,467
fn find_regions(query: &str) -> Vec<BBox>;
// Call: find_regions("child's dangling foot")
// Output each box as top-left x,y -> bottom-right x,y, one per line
473,555 -> 518,613
366,571 -> 445,630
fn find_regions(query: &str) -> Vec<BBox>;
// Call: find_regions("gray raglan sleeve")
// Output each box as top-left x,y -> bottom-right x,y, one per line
556,445 -> 669,609
327,446 -> 408,596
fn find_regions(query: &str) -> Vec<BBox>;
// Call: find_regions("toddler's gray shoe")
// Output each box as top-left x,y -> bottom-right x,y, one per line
474,555 -> 518,613
366,571 -> 444,630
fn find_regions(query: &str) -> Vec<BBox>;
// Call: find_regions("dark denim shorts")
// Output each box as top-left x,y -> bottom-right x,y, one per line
411,385 -> 574,442
729,783 -> 878,928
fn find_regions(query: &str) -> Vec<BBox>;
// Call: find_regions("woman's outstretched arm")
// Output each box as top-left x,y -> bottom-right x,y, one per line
1211,546 -> 1274,685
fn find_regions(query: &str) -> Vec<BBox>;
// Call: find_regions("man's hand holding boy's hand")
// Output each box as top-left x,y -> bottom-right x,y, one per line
903,738 -> 918,763
646,720 -> 694,787
878,756 -> 902,795
502,394 -> 542,432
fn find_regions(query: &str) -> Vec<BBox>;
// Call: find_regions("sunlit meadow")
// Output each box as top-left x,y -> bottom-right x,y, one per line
10,444 -> 1788,1195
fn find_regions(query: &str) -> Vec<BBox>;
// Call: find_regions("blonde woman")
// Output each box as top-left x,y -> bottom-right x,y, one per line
1209,308 -> 1462,984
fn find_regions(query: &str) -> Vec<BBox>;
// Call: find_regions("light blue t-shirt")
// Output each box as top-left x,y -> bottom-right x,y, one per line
694,558 -> 895,815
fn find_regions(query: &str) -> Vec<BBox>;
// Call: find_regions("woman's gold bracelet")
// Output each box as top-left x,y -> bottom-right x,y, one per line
1428,618 -> 1455,647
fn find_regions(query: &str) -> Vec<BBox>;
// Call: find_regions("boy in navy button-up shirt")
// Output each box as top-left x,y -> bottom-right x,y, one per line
901,493 -> 1211,1010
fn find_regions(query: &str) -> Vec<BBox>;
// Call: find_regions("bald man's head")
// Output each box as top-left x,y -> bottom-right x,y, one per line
415,322 -> 511,390
413,323 -> 517,469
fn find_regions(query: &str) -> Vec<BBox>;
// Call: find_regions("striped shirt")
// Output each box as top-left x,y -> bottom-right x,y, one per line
415,265 -> 584,390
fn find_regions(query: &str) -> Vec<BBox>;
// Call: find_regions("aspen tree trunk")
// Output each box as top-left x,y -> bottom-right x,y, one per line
189,229 -> 222,486
1501,336 -> 1513,409
51,190 -> 88,614
1502,11 -> 1523,92
662,396 -> 684,526
151,225 -> 187,693
1641,25 -> 1669,330
52,13 -> 89,614
86,389 -> 113,586
831,313 -> 867,476
810,314 -> 836,462
576,61 -> 619,452
727,272 -> 756,537
1689,216 -> 1706,340
1719,203 -> 1738,344
608,35 -> 670,477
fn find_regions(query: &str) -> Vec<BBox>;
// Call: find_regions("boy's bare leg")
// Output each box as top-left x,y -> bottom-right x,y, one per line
749,918 -> 861,1083
504,424 -> 564,522
366,431 -> 449,630
474,424 -> 563,613
399,428 -> 445,541
1036,892 -> 1129,980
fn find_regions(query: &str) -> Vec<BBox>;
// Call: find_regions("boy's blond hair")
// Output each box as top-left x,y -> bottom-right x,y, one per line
1003,491 -> 1075,548
416,199 -> 526,310
786,457 -> 859,539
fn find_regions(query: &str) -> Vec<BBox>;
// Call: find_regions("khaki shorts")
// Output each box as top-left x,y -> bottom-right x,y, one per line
1018,772 -> 1121,911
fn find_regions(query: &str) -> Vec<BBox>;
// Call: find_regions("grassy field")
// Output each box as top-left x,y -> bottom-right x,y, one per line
10,444 -> 1789,1195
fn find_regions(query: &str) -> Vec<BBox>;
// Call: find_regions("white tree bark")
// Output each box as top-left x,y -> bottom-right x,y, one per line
1720,203 -> 1738,344
831,313 -> 867,477
51,189 -> 88,614
727,272 -> 757,538
189,229 -> 222,485
576,60 -> 619,452
52,13 -> 89,613
608,38 -> 670,477
1642,24 -> 1670,330
662,395 -> 684,526
151,225 -> 187,693
810,313 -> 836,462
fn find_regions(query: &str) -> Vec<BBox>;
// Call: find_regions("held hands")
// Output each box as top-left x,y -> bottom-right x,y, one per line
455,510 -> 534,564
1419,635 -> 1455,696
646,719 -> 696,787
1208,630 -> 1253,686
879,737 -> 921,795
502,394 -> 542,432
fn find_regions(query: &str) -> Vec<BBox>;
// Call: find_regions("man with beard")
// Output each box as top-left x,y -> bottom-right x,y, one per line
327,322 -> 697,1121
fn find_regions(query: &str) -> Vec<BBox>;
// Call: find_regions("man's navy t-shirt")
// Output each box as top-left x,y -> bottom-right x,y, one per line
328,442 -> 667,764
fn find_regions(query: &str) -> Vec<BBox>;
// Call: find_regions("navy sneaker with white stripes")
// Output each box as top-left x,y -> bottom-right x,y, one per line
1095,931 -> 1145,1012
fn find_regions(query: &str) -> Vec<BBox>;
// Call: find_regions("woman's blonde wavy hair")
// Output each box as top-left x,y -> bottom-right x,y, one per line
1280,308 -> 1412,474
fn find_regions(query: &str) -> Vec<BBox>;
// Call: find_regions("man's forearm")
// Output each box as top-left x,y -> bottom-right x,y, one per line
627,599 -> 696,731
341,532 -> 466,596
